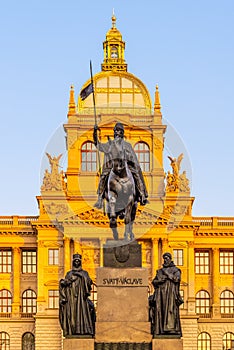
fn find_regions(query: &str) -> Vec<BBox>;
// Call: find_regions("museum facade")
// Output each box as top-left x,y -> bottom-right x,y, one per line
0,15 -> 234,350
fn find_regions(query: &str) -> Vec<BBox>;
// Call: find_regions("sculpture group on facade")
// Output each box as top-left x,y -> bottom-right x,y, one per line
93,122 -> 148,240
166,153 -> 190,193
59,254 -> 95,337
149,252 -> 183,337
41,153 -> 66,192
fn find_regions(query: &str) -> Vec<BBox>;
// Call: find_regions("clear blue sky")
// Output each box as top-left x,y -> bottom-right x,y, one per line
0,0 -> 233,217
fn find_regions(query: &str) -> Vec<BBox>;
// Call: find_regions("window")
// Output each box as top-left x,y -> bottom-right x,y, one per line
197,332 -> 211,350
22,289 -> 37,314
81,142 -> 97,171
48,290 -> 59,309
196,290 -> 210,315
22,332 -> 35,350
48,249 -> 59,265
0,332 -> 10,350
0,250 -> 12,273
180,290 -> 184,309
195,251 -> 210,274
173,249 -> 183,266
0,289 -> 12,313
220,290 -> 234,315
134,142 -> 150,172
220,251 -> 234,274
90,283 -> 97,309
223,332 -> 234,350
22,250 -> 37,273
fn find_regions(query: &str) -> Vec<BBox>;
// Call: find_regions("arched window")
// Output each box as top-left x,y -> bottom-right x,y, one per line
81,142 -> 97,172
220,290 -> 234,315
223,332 -> 234,350
134,142 -> 150,172
197,332 -> 211,350
195,290 -> 210,316
22,289 -> 37,315
0,332 -> 10,350
0,289 -> 12,313
22,332 -> 35,350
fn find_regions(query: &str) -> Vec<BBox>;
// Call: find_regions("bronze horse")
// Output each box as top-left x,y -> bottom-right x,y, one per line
105,139 -> 137,241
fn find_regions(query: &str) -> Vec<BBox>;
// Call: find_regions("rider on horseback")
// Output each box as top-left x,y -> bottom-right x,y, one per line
93,122 -> 149,209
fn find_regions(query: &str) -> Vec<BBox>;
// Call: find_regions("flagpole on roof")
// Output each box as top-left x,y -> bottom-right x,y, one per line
90,61 -> 97,127
89,61 -> 102,181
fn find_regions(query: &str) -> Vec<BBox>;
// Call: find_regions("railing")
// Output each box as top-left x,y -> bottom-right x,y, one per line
197,312 -> 212,319
21,312 -> 35,318
0,216 -> 38,226
221,313 -> 234,318
0,312 -> 11,318
193,217 -> 234,228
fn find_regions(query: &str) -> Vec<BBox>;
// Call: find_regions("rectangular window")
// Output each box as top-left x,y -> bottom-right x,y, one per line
48,290 -> 59,309
173,249 -> 183,266
48,249 -> 59,265
0,250 -> 12,273
195,250 -> 210,274
180,290 -> 184,309
22,250 -> 37,273
220,251 -> 234,274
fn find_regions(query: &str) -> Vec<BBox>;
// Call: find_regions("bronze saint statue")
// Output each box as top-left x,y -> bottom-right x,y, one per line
149,252 -> 183,337
59,254 -> 95,337
93,122 -> 148,240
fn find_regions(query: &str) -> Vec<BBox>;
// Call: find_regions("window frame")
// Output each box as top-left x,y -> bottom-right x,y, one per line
48,290 -> 59,309
22,289 -> 37,315
195,290 -> 210,316
195,250 -> 210,274
0,289 -> 12,313
48,249 -> 59,265
134,142 -> 150,172
0,249 -> 12,273
173,249 -> 184,266
222,332 -> 234,350
22,250 -> 37,274
220,290 -> 234,315
197,332 -> 211,350
81,141 -> 97,172
22,332 -> 35,350
0,332 -> 10,350
220,250 -> 234,274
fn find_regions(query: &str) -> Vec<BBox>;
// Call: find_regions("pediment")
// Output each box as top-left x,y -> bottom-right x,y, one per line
61,205 -> 168,227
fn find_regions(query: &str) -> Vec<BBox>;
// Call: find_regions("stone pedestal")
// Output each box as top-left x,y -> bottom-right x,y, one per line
95,267 -> 151,343
152,338 -> 183,350
63,338 -> 94,350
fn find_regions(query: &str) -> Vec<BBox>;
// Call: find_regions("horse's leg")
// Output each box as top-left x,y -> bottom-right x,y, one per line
124,200 -> 134,241
108,190 -> 119,240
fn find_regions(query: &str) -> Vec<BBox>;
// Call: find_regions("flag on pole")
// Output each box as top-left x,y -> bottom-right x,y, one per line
80,82 -> 94,100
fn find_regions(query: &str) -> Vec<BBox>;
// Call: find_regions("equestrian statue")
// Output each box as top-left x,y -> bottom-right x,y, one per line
93,122 -> 148,241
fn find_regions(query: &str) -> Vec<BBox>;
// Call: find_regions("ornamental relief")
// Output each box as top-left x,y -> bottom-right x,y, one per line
67,132 -> 77,150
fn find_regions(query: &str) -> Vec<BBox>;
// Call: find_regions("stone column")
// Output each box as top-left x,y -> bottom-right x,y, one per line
63,236 -> 71,273
12,247 -> 21,317
152,238 -> 159,275
212,247 -> 220,318
99,238 -> 106,267
187,241 -> 196,315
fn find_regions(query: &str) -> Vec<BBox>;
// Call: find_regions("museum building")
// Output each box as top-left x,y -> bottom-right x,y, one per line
0,15 -> 234,350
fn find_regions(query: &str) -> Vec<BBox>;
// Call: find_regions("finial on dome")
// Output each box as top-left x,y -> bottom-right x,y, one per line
112,9 -> 116,28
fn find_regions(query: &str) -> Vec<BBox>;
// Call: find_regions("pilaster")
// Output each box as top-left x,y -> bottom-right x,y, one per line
187,241 -> 196,314
212,247 -> 220,318
12,247 -> 21,317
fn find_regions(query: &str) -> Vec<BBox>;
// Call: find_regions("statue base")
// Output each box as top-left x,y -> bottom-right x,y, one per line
103,239 -> 142,268
63,337 -> 94,350
95,267 -> 151,343
152,338 -> 183,350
